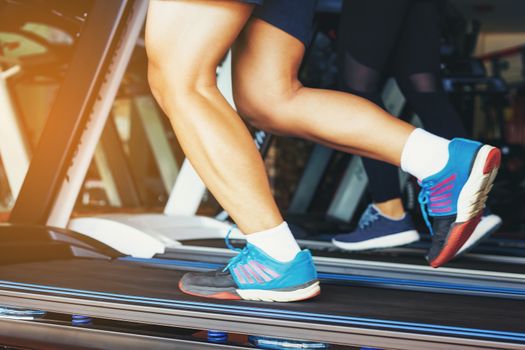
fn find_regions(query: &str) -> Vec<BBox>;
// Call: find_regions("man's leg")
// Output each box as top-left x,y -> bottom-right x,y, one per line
146,0 -> 282,234
393,0 -> 502,257
233,18 -> 500,268
332,0 -> 418,252
337,0 -> 410,219
233,19 -> 414,166
146,0 -> 318,302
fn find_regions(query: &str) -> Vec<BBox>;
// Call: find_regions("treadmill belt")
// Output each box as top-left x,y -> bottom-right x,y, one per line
0,258 -> 523,334
182,239 -> 525,274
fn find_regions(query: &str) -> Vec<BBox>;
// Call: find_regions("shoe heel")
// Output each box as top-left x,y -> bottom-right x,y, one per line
432,145 -> 500,268
483,147 -> 501,174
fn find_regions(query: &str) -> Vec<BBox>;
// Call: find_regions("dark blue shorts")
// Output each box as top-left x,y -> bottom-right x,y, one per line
240,0 -> 318,47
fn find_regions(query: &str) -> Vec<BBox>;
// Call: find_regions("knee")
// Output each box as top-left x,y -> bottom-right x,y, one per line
146,46 -> 215,114
233,79 -> 300,134
234,89 -> 289,134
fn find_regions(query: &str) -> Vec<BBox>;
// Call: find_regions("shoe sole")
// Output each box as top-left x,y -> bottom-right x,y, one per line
429,146 -> 501,268
455,214 -> 502,257
179,279 -> 321,303
332,230 -> 420,251
237,281 -> 321,302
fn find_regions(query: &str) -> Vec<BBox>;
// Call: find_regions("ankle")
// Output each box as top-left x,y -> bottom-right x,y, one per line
373,199 -> 405,220
245,222 -> 301,262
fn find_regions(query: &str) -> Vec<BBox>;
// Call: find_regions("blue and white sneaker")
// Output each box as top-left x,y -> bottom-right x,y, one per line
419,138 -> 500,268
179,233 -> 320,302
332,205 -> 419,251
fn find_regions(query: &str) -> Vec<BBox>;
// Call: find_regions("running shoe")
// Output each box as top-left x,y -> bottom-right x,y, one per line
332,205 -> 419,251
179,237 -> 320,302
419,138 -> 500,267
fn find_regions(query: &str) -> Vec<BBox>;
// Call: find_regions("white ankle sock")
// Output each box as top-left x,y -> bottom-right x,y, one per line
401,128 -> 450,180
246,222 -> 301,262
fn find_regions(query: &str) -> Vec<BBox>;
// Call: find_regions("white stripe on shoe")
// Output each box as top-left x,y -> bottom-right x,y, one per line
456,145 -> 499,223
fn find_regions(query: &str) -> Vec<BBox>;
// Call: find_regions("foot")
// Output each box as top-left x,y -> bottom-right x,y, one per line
420,138 -> 501,268
332,205 -> 419,251
455,208 -> 502,257
179,243 -> 320,302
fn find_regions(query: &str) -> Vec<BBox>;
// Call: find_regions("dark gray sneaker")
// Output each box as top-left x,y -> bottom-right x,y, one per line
179,243 -> 320,302
179,269 -> 240,300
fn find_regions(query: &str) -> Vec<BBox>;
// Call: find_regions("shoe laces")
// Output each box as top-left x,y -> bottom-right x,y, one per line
358,205 -> 380,229
223,225 -> 251,272
418,180 -> 434,235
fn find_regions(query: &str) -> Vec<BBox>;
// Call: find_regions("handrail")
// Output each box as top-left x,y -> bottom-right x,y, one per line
477,44 -> 525,61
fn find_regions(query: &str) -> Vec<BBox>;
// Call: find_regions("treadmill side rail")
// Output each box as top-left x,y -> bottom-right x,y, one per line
0,288 -> 522,350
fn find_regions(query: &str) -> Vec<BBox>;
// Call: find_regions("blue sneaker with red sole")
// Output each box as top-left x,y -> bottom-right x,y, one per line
419,138 -> 501,267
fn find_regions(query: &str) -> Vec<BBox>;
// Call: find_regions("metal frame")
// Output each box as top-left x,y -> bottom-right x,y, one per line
0,64 -> 30,200
132,95 -> 179,195
288,145 -> 334,214
95,113 -> 142,207
0,318 -> 247,350
0,288 -> 521,350
10,0 -> 148,226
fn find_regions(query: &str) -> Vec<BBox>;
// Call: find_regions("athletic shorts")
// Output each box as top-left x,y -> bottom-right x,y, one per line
239,0 -> 318,47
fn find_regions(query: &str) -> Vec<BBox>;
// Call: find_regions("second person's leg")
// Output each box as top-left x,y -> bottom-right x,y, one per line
337,0 -> 409,218
333,0 -> 419,251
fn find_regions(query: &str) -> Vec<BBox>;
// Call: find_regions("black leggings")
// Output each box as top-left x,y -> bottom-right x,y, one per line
338,0 -> 467,203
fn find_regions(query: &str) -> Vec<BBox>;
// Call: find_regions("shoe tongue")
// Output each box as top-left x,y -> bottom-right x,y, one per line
369,204 -> 380,215
358,205 -> 379,228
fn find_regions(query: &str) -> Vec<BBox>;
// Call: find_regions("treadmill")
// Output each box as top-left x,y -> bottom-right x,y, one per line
1,0 -> 525,349
1,224 -> 525,350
